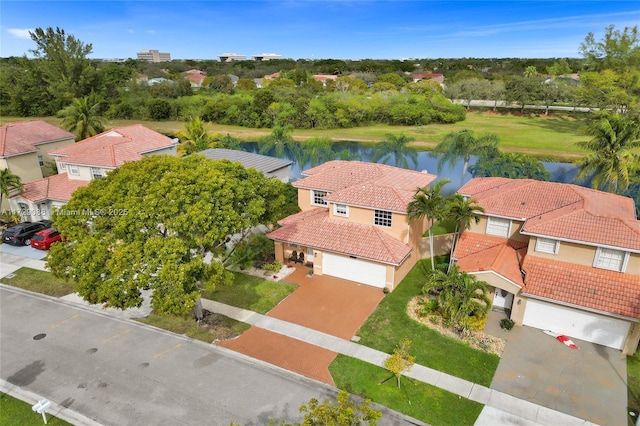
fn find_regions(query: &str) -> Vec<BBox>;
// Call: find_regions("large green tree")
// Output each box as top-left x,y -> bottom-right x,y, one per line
28,27 -> 97,113
47,155 -> 287,316
433,129 -> 499,187
372,133 -> 419,169
575,114 -> 640,192
58,96 -> 106,141
407,179 -> 450,271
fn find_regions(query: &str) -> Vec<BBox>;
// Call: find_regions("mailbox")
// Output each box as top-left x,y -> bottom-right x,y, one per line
32,399 -> 51,424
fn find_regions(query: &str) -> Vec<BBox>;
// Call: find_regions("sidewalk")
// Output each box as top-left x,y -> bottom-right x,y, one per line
201,299 -> 599,426
0,252 -> 49,277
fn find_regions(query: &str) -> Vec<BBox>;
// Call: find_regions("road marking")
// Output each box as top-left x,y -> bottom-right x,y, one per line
50,314 -> 80,329
154,343 -> 182,359
101,329 -> 130,344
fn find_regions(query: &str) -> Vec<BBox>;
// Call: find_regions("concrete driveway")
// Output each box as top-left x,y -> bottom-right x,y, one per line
490,324 -> 627,425
217,267 -> 385,385
0,242 -> 47,260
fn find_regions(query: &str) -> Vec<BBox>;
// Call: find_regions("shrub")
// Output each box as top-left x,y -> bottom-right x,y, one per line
263,261 -> 282,273
416,299 -> 439,317
500,318 -> 515,331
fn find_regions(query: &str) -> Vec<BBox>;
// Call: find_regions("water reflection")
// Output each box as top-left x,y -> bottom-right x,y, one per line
240,141 -> 580,194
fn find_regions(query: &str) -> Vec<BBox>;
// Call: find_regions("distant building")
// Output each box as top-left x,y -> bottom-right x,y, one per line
137,50 -> 171,62
218,53 -> 247,62
252,53 -> 282,61
200,149 -> 292,183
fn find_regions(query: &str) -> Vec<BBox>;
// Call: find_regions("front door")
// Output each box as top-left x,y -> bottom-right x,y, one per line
306,248 -> 314,263
493,288 -> 514,311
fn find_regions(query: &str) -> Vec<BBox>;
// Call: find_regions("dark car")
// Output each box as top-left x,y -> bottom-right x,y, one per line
30,228 -> 62,250
1,221 -> 49,246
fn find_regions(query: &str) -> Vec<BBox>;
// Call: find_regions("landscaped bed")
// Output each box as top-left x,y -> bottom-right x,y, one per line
0,267 -> 75,297
329,354 -> 484,426
136,310 -> 250,343
355,259 -> 500,387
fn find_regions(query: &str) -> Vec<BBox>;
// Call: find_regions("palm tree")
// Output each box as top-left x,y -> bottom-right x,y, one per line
423,264 -> 491,329
433,129 -> 499,188
58,96 -> 106,141
445,194 -> 485,273
0,168 -> 23,207
407,179 -> 450,271
176,117 -> 213,156
372,133 -> 419,169
575,114 -> 640,192
258,125 -> 300,161
299,137 -> 335,168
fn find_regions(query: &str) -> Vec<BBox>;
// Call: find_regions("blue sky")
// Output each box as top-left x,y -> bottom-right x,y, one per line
1,1 -> 638,60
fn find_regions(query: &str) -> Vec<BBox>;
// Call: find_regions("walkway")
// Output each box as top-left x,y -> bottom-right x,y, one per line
202,299 -> 599,426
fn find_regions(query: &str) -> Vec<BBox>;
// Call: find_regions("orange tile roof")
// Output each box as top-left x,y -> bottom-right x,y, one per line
458,177 -> 640,250
49,124 -> 176,168
296,161 -> 436,212
521,256 -> 640,319
454,232 -> 527,286
267,208 -> 412,265
0,120 -> 74,157
11,173 -> 89,202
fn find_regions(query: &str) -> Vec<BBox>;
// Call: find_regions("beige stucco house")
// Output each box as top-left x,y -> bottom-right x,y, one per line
268,160 -> 436,290
453,177 -> 640,354
0,120 -> 75,210
9,124 -> 178,221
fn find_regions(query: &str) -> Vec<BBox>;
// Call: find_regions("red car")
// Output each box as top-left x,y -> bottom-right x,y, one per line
30,228 -> 62,250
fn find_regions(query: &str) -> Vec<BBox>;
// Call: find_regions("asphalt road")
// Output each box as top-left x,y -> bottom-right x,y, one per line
0,285 -> 418,426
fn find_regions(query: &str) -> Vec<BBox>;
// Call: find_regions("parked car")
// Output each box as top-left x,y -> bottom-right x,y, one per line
1,221 -> 49,246
30,228 -> 63,250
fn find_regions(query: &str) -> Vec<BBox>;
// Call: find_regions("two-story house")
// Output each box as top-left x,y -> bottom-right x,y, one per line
268,160 -> 436,290
9,124 -> 177,221
452,177 -> 640,354
0,120 -> 75,210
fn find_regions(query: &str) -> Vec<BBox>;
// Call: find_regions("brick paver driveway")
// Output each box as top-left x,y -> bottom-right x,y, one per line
217,267 -> 386,384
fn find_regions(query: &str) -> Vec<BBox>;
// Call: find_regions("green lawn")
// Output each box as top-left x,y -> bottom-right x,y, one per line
1,112 -> 589,161
355,259 -> 499,387
201,271 -> 297,314
628,350 -> 640,425
0,393 -> 72,426
0,267 -> 75,297
136,312 -> 250,343
330,355 -> 483,426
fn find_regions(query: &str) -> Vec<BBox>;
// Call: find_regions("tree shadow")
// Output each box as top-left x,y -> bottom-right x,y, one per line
6,360 -> 46,386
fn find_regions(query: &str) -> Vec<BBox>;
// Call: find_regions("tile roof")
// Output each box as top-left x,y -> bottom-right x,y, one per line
49,125 -> 176,168
0,120 -> 74,157
454,232 -> 527,286
458,177 -> 640,250
11,173 -> 89,202
267,208 -> 412,265
200,149 -> 292,174
521,256 -> 640,319
296,160 -> 436,212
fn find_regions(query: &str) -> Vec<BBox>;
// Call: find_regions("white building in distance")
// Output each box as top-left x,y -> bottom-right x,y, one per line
137,50 -> 171,62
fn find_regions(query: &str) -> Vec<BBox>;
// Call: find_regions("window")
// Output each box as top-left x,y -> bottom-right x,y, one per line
58,162 -> 67,170
486,217 -> 511,237
91,167 -> 104,179
69,164 -> 79,175
594,247 -> 627,272
374,210 -> 392,227
334,203 -> 348,217
38,155 -> 44,167
535,237 -> 559,254
312,190 -> 328,206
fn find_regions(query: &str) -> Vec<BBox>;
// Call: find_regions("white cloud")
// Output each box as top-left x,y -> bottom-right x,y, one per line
7,28 -> 33,39
145,30 -> 156,35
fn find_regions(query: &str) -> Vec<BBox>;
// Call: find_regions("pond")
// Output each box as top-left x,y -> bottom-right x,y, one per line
239,141 -> 581,195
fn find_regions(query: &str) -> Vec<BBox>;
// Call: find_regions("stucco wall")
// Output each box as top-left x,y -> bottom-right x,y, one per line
5,153 -> 44,183
267,166 -> 291,183
39,138 -> 75,176
419,234 -> 454,258
470,216 -> 527,241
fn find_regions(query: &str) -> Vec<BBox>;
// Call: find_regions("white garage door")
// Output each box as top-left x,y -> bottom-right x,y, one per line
322,253 -> 387,288
522,299 -> 630,350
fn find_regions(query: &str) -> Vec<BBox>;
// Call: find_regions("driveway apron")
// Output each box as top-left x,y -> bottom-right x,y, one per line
489,323 -> 627,425
216,266 -> 385,385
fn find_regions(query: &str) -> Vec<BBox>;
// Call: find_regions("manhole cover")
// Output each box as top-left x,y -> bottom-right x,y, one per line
33,333 -> 46,340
